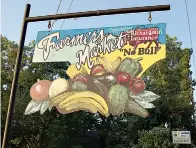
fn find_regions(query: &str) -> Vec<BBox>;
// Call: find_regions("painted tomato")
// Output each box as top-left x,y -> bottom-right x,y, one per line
117,72 -> 131,84
30,79 -> 51,100
129,77 -> 146,95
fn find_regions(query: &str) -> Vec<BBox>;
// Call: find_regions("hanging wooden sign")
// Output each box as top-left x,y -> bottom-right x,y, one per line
26,23 -> 166,118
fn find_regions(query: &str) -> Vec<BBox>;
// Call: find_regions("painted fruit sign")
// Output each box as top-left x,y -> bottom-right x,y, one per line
25,23 -> 166,118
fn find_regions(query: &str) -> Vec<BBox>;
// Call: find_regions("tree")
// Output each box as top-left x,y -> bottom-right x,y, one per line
135,125 -> 178,148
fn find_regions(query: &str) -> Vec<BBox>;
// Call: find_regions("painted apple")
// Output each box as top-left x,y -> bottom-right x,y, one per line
30,79 -> 52,101
73,74 -> 88,83
90,64 -> 105,76
117,72 -> 131,84
129,77 -> 146,95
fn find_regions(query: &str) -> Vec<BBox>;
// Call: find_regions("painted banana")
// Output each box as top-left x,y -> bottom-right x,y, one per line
61,98 -> 108,116
56,104 -> 98,114
58,91 -> 108,110
65,102 -> 99,113
51,91 -> 77,104
126,100 -> 149,118
56,91 -> 109,117
80,65 -> 88,75
96,56 -> 113,73
112,57 -> 121,72
59,97 -> 103,110
66,64 -> 88,79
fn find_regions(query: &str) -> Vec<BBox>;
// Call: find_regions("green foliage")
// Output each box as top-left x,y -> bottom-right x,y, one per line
104,115 -> 146,148
136,126 -> 178,148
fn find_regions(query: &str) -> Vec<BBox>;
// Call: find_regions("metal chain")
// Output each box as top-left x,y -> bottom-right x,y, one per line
48,20 -> 52,32
148,12 -> 152,24
47,0 -> 62,32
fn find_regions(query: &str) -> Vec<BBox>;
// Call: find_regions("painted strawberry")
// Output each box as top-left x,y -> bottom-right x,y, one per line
73,74 -> 88,84
129,77 -> 146,95
117,72 -> 131,84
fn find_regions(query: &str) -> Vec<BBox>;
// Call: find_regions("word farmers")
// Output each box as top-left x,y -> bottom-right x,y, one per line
37,30 -> 125,69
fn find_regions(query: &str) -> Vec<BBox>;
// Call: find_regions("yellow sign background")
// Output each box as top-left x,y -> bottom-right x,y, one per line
82,41 -> 166,77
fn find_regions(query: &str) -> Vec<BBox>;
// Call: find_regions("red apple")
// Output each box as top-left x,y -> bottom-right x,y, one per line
73,74 -> 88,83
90,64 -> 105,75
129,78 -> 146,95
117,72 -> 131,84
30,79 -> 51,100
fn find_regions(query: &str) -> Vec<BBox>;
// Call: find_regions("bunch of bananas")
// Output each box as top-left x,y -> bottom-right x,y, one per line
49,78 -> 109,117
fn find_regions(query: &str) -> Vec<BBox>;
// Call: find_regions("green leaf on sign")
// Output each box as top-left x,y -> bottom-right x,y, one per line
24,100 -> 42,115
130,91 -> 160,102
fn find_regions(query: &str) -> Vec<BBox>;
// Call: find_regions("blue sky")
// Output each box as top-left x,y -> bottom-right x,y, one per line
1,0 -> 196,100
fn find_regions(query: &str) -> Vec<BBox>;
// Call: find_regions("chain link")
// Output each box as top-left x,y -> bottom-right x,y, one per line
148,12 -> 152,24
48,21 -> 52,31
